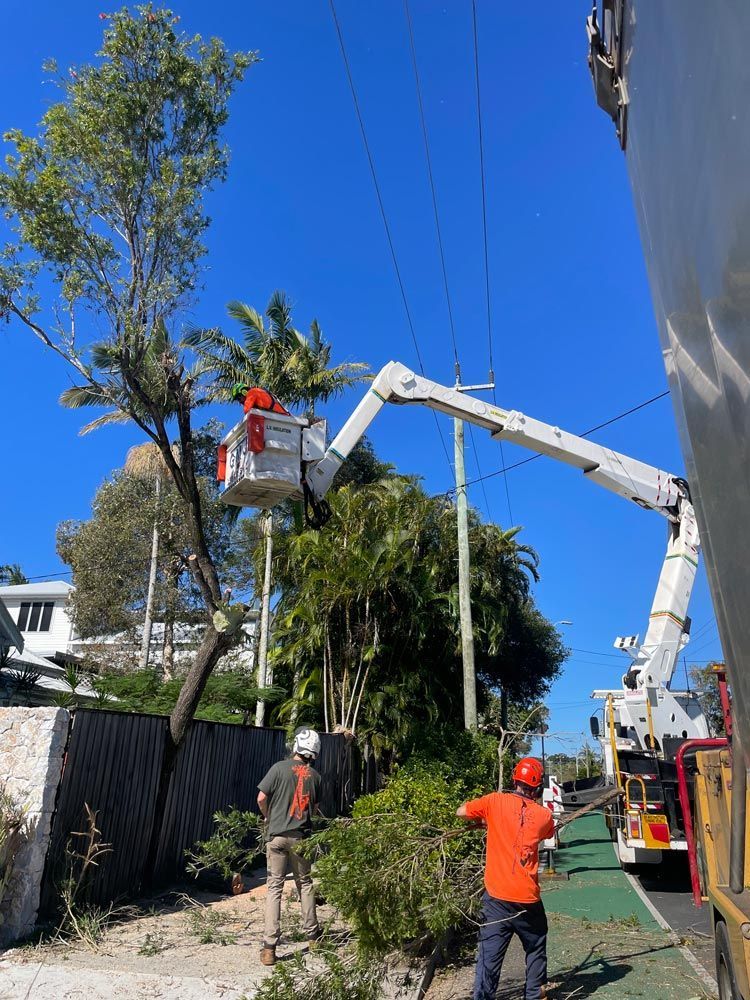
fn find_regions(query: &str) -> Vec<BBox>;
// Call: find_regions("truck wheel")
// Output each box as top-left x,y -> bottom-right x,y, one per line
715,920 -> 741,1000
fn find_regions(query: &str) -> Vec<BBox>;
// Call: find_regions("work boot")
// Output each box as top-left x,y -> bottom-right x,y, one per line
260,945 -> 276,966
307,928 -> 323,952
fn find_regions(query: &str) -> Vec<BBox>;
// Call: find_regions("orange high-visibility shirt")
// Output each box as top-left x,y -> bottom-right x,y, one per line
464,792 -> 555,903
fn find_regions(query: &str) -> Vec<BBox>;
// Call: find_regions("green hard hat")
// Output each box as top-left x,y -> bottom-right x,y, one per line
230,382 -> 248,401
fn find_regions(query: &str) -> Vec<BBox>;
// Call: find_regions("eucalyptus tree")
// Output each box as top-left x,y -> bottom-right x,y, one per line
0,7 -> 254,748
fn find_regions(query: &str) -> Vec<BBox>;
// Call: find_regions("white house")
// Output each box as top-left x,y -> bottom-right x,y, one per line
0,579 -> 258,677
0,582 -> 97,706
0,581 -> 77,659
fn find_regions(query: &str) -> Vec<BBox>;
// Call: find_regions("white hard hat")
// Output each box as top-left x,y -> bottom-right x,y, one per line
293,727 -> 321,760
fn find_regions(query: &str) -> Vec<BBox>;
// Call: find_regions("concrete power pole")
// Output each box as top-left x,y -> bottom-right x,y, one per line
454,377 -> 494,730
454,418 -> 477,730
255,510 -> 274,727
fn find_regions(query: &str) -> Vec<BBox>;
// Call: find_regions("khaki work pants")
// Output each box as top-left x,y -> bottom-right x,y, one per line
263,833 -> 319,947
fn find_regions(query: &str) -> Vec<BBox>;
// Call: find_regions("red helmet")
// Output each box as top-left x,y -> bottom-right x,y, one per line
512,757 -> 544,789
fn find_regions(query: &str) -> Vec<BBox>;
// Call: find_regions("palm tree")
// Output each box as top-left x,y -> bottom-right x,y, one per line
185,290 -> 369,413
59,319 -> 178,434
185,292 -> 369,725
0,565 -> 28,586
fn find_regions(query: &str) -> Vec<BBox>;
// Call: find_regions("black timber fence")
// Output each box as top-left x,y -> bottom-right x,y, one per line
40,709 -> 359,912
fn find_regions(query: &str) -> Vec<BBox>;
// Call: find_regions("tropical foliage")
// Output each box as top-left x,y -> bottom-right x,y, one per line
0,565 -> 27,586
268,473 -> 567,749
185,291 -> 369,414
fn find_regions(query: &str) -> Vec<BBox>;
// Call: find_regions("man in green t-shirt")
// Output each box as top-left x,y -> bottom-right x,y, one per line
257,727 -> 323,966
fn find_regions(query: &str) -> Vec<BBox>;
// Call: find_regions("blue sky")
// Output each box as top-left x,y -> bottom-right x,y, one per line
0,1 -> 722,749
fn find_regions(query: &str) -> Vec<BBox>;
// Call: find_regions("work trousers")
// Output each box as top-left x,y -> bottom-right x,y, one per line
263,833 -> 320,948
473,892 -> 548,1000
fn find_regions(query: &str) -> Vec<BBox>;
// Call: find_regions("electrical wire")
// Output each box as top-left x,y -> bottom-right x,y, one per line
403,0 -> 492,520
471,0 -> 513,524
448,388 -> 671,493
467,422 -> 492,519
403,0 -> 459,375
8,570 -> 73,581
328,0 -> 454,477
471,0 -> 494,386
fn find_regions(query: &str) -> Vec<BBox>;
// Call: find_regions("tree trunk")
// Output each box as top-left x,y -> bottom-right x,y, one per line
289,664 -> 302,728
255,510 -> 274,727
161,568 -> 177,682
139,476 -> 161,671
143,623 -> 234,887
169,624 -> 234,746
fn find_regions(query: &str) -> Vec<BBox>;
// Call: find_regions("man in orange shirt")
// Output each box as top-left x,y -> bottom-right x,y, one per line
457,757 -> 555,1000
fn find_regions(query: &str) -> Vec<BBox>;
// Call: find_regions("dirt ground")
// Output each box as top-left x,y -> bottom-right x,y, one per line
0,878 -> 342,999
0,875 -> 421,1000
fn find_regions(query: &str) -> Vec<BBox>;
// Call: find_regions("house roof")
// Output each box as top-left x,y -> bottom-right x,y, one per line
3,646 -> 97,699
0,600 -> 23,652
0,581 -> 74,599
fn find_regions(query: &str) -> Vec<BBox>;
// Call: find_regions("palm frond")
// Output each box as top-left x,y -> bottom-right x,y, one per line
79,410 -> 131,436
59,385 -> 115,409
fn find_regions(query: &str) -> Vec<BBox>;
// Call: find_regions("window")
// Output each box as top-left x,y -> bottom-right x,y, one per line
16,601 -> 54,633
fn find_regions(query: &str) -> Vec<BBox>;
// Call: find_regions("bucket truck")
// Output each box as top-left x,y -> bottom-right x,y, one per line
588,1 -> 750,994
218,360 -> 708,864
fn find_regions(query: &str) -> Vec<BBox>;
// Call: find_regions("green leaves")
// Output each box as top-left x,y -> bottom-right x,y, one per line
307,752 -> 492,953
188,290 -> 370,411
0,4 -> 255,380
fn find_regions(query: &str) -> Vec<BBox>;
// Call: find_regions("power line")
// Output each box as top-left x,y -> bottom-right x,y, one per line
6,570 -> 74,582
471,0 -> 494,385
467,422 -> 492,520
403,0 -> 492,521
403,0 -> 459,375
471,0 -> 513,524
571,647 -> 622,659
328,0 -> 454,476
449,388 -> 671,493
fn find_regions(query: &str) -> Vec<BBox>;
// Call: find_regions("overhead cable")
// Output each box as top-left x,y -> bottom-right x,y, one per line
328,0 -> 454,475
449,388 -> 671,494
403,0 -> 492,519
471,0 -> 513,523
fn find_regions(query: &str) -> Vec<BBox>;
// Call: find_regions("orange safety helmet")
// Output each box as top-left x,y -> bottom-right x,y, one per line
512,757 -> 545,789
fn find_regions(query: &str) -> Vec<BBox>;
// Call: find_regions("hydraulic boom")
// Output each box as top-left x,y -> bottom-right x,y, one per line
219,359 -> 707,757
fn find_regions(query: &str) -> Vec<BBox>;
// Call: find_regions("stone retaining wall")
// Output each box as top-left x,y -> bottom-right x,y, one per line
0,707 -> 70,944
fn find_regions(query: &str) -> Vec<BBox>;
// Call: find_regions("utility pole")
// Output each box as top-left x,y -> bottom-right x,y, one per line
454,416 -> 477,730
255,510 -> 274,727
454,375 -> 494,731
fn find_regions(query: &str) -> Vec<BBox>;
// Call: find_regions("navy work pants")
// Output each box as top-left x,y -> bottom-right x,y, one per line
473,892 -> 548,1000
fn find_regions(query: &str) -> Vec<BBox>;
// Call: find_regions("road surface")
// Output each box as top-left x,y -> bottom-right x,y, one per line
634,855 -> 715,980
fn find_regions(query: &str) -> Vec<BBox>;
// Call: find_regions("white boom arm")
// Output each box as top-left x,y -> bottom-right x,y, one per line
306,361 -> 706,750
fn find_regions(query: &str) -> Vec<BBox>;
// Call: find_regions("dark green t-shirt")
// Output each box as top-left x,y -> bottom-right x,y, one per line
258,758 -> 322,839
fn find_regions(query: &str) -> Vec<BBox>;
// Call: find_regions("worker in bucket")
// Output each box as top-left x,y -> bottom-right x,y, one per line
457,757 -> 555,1000
257,727 -> 323,966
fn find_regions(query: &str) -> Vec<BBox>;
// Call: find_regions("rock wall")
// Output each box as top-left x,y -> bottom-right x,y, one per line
0,707 -> 70,945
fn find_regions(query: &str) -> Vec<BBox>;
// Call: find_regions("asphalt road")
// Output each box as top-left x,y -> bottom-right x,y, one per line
634,854 -> 716,979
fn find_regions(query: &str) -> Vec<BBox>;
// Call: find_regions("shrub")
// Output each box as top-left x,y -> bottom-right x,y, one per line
185,808 -> 263,881
305,761 -> 485,953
